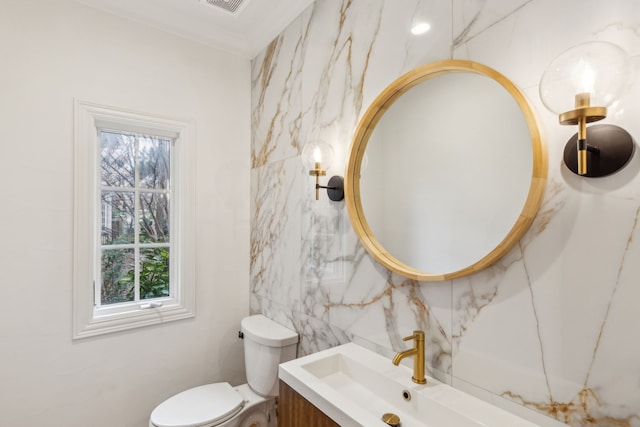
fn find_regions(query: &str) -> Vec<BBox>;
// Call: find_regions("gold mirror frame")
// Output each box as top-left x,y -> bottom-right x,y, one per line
345,60 -> 548,281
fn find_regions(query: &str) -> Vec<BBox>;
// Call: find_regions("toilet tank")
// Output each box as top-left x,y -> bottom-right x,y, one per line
241,315 -> 298,397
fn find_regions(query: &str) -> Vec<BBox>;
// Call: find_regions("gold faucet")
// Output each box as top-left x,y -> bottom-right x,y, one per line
392,330 -> 426,384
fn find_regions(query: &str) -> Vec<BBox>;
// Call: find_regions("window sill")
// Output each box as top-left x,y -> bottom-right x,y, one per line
73,299 -> 194,339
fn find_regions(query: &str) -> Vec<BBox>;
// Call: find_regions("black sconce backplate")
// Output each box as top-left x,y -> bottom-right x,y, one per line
564,124 -> 635,177
326,176 -> 344,201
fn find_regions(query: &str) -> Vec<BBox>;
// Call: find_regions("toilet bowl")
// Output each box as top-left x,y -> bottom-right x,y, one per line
149,315 -> 298,427
149,383 -> 269,427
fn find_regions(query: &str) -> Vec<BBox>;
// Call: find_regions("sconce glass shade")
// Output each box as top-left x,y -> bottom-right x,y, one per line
539,41 -> 630,115
301,140 -> 335,172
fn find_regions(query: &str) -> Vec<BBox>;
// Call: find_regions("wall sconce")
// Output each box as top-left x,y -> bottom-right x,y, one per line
539,41 -> 634,177
301,140 -> 344,201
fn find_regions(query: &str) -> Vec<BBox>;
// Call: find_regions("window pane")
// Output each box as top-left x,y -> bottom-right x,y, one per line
139,136 -> 170,190
140,248 -> 170,300
139,192 -> 170,243
101,131 -> 135,187
101,191 -> 135,244
101,248 -> 135,305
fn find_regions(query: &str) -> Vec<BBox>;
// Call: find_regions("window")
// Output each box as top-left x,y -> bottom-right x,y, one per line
73,100 -> 195,339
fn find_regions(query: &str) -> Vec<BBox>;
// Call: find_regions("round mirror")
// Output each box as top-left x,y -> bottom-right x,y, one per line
345,60 -> 547,281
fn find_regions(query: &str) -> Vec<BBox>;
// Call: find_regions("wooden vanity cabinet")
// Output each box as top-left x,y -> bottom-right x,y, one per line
278,380 -> 340,427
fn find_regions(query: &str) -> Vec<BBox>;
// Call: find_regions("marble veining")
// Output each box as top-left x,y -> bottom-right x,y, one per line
302,0 -> 381,121
251,20 -> 304,169
251,1 -> 640,425
527,178 -> 567,238
586,205 -> 639,385
453,0 -> 534,48
503,388 -> 640,427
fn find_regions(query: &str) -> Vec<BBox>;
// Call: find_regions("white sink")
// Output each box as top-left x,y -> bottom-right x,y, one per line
279,342 -> 539,427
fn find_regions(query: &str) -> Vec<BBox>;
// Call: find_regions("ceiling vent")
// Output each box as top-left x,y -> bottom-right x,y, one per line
199,0 -> 247,14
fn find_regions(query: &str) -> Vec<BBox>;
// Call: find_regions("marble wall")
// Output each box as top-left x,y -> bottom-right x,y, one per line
250,0 -> 640,425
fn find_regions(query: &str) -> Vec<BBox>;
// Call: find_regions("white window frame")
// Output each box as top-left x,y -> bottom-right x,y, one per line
73,100 -> 195,339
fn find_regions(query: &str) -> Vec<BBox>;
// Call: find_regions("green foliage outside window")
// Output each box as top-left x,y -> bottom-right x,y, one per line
120,248 -> 170,300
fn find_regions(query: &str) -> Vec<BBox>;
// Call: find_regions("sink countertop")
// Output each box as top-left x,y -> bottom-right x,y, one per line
279,342 -> 540,427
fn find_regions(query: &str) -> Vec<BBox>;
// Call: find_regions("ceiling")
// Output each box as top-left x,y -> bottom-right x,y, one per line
74,0 -> 315,58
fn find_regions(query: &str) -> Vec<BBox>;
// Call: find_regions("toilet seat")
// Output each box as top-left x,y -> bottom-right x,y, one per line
150,383 -> 245,427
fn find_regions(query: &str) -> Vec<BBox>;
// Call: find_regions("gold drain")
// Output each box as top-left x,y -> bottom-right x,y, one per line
381,412 -> 401,427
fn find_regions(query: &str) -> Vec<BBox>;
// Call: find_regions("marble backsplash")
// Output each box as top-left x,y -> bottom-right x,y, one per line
250,0 -> 640,425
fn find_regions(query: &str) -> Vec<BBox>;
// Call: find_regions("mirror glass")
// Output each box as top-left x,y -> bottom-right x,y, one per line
345,61 -> 547,281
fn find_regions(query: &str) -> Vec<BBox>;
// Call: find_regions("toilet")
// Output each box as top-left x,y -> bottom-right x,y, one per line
149,315 -> 298,427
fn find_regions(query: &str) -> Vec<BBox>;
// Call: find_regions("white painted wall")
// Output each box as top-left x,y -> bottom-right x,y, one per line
0,1 -> 250,426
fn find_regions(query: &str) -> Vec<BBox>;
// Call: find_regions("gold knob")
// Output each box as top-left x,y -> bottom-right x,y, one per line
381,412 -> 401,427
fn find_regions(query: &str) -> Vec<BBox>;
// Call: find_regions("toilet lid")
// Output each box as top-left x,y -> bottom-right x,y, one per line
150,383 -> 245,427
